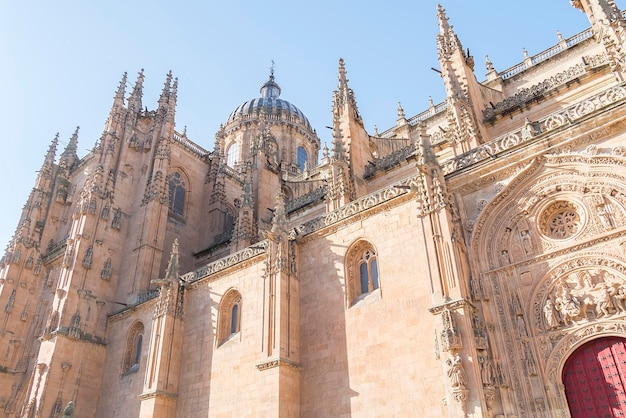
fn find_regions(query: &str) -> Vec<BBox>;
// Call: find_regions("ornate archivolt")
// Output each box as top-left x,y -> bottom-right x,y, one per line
470,153 -> 626,274
532,253 -> 626,414
468,152 -> 626,415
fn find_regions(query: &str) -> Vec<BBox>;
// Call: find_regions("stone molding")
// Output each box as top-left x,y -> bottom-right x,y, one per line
138,389 -> 178,401
255,358 -> 302,372
443,83 -> 626,175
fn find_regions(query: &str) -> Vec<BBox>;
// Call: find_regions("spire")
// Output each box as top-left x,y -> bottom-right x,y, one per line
114,72 -> 127,106
158,71 -> 173,107
128,69 -> 145,111
168,77 -> 178,122
436,4 -> 464,61
39,133 -> 59,181
337,58 -> 348,92
331,113 -> 345,161
333,58 -> 361,122
59,127 -> 79,173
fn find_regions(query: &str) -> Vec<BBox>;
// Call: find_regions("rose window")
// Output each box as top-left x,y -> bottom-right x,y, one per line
540,201 -> 582,240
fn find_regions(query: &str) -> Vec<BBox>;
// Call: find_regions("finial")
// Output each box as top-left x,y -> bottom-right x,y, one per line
162,71 -> 173,93
436,4 -> 450,33
159,238 -> 179,284
115,72 -> 127,102
128,69 -> 145,110
338,58 -> 348,87
557,30 -> 564,42
260,64 -> 281,99
522,48 -> 529,59
485,55 -> 494,72
429,97 -> 435,108
182,126 -> 187,137
397,102 -> 405,119
374,125 -> 379,136
42,133 -> 59,174
171,77 -> 178,102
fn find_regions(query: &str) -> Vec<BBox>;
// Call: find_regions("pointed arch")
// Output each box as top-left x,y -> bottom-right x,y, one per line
345,239 -> 380,307
217,288 -> 242,346
122,321 -> 144,374
167,168 -> 191,217
470,155 -> 626,271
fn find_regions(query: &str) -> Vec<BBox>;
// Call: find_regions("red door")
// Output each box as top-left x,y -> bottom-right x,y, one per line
563,337 -> 626,417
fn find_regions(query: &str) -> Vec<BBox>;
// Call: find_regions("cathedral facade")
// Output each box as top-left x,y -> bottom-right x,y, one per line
3,1 -> 626,417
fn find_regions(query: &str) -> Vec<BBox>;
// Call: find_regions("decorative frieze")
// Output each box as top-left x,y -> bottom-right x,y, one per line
443,83 -> 626,175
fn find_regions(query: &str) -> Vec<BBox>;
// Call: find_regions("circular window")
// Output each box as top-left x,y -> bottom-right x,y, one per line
539,201 -> 582,239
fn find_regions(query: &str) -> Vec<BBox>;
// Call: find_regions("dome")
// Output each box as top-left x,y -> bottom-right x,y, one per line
226,72 -> 314,132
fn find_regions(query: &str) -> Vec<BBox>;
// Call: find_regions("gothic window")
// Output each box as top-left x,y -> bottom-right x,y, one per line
346,240 -> 380,306
226,142 -> 239,167
123,322 -> 144,375
168,172 -> 186,216
217,289 -> 242,346
297,146 -> 308,172
224,209 -> 235,238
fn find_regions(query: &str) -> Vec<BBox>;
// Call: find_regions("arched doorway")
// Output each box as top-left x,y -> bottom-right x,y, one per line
563,336 -> 626,417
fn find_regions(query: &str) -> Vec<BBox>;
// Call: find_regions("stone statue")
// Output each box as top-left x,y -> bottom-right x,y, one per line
447,353 -> 468,389
478,354 -> 495,386
611,283 -> 626,313
62,401 -> 74,417
521,230 -> 533,255
555,285 -> 580,325
543,298 -> 559,329
594,283 -> 612,317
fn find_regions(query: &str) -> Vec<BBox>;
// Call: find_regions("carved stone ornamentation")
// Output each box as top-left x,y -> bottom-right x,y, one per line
440,307 -> 463,352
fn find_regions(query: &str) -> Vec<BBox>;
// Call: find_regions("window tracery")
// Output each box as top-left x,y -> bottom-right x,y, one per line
217,289 -> 242,346
539,200 -> 582,240
346,240 -> 380,306
122,322 -> 144,375
168,172 -> 186,216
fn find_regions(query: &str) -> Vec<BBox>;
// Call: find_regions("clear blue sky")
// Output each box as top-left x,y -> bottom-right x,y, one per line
0,1 -> 593,249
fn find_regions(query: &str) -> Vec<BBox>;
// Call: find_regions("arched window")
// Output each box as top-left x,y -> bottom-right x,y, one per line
123,322 -> 144,374
218,289 -> 242,346
168,172 -> 186,216
297,146 -> 308,172
346,240 -> 380,306
226,142 -> 239,167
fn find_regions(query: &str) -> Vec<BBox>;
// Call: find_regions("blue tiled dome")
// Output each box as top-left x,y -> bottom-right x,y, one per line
226,73 -> 313,132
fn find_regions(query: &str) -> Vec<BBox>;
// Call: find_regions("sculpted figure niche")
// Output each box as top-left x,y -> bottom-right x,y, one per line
542,269 -> 626,330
